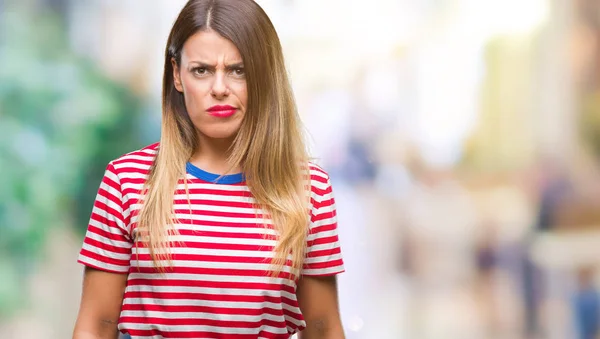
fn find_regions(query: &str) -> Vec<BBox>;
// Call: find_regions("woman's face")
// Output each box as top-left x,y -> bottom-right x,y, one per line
172,30 -> 247,141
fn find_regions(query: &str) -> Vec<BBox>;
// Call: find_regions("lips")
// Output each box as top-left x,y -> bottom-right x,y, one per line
207,105 -> 237,118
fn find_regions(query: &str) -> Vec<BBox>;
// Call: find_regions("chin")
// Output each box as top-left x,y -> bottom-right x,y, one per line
200,128 -> 240,140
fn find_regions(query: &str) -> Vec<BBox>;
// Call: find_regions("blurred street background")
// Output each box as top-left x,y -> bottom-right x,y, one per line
1,0 -> 600,338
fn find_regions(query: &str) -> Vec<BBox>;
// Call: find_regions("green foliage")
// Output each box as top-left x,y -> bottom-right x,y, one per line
0,4 -> 148,317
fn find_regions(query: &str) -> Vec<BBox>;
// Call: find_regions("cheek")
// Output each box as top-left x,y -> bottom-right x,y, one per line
181,78 -> 210,109
231,82 -> 248,107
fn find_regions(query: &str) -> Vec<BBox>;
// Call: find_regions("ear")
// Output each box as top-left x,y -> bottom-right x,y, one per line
171,57 -> 183,93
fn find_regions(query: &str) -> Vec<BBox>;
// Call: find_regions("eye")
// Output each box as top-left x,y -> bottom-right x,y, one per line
232,67 -> 245,77
192,67 -> 208,76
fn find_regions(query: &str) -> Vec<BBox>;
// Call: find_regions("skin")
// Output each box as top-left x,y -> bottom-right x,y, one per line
72,30 -> 344,339
72,268 -> 127,339
172,29 -> 247,175
297,276 -> 346,339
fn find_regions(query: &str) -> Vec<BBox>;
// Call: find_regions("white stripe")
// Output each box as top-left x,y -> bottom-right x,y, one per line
94,186 -> 122,212
174,192 -> 254,200
301,265 -> 344,276
81,242 -> 131,260
183,178 -> 252,191
121,183 -> 253,194
119,322 -> 289,335
103,169 -> 122,187
312,203 -> 335,216
127,193 -> 255,205
132,247 -> 275,258
171,204 -> 262,215
99,180 -> 122,202
309,179 -> 329,191
116,154 -> 155,163
303,252 -> 343,264
88,211 -> 127,234
120,310 -> 286,322
90,203 -> 127,230
127,272 -> 295,286
84,226 -> 132,248
162,234 -> 276,246
308,168 -> 328,180
78,255 -> 129,272
310,216 -> 337,228
130,212 -> 272,225
119,172 -> 149,182
131,259 -> 295,273
308,242 -> 341,253
307,228 -> 338,241
173,224 -> 277,236
119,335 -> 162,339
125,285 -> 297,300
123,297 -> 284,310
285,316 -> 305,328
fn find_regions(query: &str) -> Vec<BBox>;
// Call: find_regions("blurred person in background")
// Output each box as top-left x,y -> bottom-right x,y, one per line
572,266 -> 599,339
71,1 -> 345,338
523,157 -> 572,338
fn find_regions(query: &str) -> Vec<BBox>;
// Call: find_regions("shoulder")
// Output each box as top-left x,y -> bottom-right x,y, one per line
307,161 -> 330,182
307,161 -> 333,197
106,142 -> 159,179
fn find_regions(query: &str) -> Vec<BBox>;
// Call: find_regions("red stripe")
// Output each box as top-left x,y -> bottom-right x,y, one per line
308,235 -> 339,247
311,197 -> 335,211
309,223 -> 337,235
309,174 -> 328,184
173,209 -> 262,219
86,223 -> 129,242
174,229 -> 273,239
83,236 -> 131,255
77,259 -> 129,274
121,304 -> 285,317
97,187 -> 123,213
311,211 -> 336,223
114,157 -> 153,167
132,266 -> 294,279
173,199 -> 254,208
305,246 -> 341,258
303,258 -> 344,270
133,241 -> 275,252
174,219 -> 272,229
79,249 -> 130,267
131,253 -> 291,266
125,328 -> 286,338
124,290 -> 284,304
121,316 -> 286,329
120,177 -> 147,185
92,200 -> 125,226
126,279 -> 295,293
174,188 -> 253,197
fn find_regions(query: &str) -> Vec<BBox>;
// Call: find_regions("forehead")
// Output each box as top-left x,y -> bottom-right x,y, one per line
180,30 -> 242,63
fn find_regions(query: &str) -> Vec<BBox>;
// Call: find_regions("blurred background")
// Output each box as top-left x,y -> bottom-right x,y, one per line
1,0 -> 600,338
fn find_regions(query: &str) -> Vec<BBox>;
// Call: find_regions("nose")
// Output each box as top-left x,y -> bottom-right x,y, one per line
210,72 -> 229,99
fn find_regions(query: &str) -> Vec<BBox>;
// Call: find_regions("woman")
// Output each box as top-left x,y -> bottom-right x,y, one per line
72,1 -> 345,338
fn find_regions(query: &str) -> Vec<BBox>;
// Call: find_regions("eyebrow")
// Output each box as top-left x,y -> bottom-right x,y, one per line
189,61 -> 244,70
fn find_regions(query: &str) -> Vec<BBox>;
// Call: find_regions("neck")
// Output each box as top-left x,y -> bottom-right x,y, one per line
190,134 -> 241,175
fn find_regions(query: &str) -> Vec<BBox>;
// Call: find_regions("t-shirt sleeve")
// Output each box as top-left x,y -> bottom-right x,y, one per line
302,174 -> 345,277
77,162 -> 132,273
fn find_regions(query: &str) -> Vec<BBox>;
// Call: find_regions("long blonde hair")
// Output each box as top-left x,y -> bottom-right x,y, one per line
136,0 -> 310,276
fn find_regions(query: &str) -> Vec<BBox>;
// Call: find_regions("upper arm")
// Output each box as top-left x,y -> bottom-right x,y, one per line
299,169 -> 345,338
73,267 -> 128,339
297,275 -> 344,339
74,162 -> 133,338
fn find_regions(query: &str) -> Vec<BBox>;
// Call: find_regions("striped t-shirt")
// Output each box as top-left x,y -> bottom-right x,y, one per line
77,143 -> 345,339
